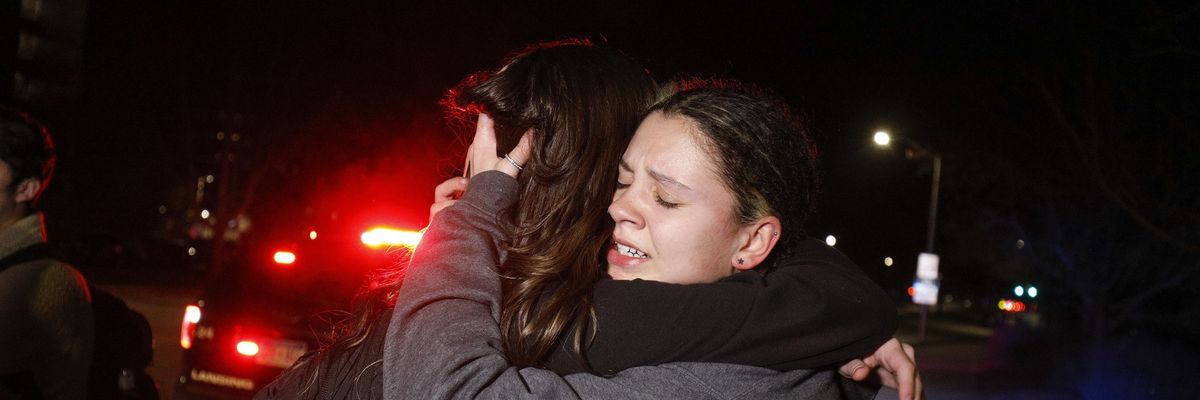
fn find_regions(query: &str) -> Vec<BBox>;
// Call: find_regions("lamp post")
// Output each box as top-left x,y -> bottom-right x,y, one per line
874,130 -> 941,341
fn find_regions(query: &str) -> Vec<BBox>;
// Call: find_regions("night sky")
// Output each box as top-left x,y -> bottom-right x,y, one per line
36,2 -> 1198,299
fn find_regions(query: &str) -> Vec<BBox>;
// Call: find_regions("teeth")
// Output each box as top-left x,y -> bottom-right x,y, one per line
616,243 -> 647,258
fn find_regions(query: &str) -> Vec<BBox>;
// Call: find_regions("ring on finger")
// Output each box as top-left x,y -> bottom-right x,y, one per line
504,153 -> 523,171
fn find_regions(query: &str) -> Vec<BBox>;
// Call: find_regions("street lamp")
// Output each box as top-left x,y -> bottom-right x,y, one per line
873,131 -> 891,146
874,130 -> 943,341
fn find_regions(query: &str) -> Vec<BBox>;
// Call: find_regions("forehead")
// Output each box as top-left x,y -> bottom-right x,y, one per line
627,112 -> 729,189
628,112 -> 705,158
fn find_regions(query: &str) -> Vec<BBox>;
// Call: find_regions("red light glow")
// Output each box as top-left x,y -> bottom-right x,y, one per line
361,227 -> 422,248
184,305 -> 201,323
907,286 -> 915,297
236,340 -> 260,356
180,305 -> 201,349
273,251 -> 296,265
998,299 -> 1027,313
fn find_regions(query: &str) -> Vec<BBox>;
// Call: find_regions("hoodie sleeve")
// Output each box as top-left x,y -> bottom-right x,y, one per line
545,238 -> 898,374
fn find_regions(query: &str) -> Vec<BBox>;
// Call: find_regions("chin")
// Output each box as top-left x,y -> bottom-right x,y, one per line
605,267 -> 636,281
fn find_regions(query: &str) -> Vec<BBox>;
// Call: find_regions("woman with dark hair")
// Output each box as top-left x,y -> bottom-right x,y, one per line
443,41 -> 662,368
382,44 -> 918,398
260,40 -> 917,400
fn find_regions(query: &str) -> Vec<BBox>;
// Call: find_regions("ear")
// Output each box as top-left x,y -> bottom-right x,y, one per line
731,216 -> 781,271
14,178 -> 41,204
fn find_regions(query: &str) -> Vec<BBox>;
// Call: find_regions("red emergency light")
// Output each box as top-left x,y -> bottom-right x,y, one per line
180,305 -> 202,349
361,227 -> 422,249
273,251 -> 297,265
236,340 -> 260,356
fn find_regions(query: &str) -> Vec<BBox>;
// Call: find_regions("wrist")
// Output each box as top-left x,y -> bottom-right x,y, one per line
460,171 -> 519,213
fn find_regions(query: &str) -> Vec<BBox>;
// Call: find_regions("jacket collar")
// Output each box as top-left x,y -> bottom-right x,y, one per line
0,213 -> 46,260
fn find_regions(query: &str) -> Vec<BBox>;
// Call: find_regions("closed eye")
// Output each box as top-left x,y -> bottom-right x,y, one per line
654,191 -> 680,209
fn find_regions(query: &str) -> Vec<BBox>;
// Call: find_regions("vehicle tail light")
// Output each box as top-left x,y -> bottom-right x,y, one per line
181,305 -> 202,349
998,299 -> 1027,313
273,251 -> 296,265
361,227 -> 422,249
236,340 -> 260,356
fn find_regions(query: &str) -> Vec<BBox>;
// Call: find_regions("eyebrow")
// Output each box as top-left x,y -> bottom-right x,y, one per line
620,159 -> 692,191
649,169 -> 692,191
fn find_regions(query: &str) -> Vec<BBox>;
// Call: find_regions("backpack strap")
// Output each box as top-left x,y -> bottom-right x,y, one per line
0,243 -> 51,399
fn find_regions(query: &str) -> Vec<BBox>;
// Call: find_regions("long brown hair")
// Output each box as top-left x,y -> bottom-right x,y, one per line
443,39 -> 658,367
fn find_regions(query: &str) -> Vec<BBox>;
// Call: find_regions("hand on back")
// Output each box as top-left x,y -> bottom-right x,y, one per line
838,338 -> 923,400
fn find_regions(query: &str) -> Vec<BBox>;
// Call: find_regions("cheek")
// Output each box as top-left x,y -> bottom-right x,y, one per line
698,211 -> 745,273
661,212 -> 741,281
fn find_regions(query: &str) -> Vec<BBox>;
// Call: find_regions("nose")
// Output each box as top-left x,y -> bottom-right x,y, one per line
608,188 -> 643,230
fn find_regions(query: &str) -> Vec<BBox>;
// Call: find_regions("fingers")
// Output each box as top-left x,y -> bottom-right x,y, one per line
862,338 -> 903,389
472,113 -> 498,152
884,339 -> 918,400
470,113 -> 535,178
493,129 -> 534,177
903,343 -> 922,400
431,177 -> 469,221
509,130 -> 534,164
837,359 -> 872,381
469,114 -> 499,177
434,177 -> 469,202
429,200 -> 456,221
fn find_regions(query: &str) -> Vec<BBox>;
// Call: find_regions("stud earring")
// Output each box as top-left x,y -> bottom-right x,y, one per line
737,258 -> 745,265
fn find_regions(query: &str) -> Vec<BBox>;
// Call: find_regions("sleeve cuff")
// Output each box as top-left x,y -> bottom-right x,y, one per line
459,170 -> 520,214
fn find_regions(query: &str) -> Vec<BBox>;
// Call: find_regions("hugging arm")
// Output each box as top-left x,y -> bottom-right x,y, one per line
384,171 -> 576,399
383,171 -> 869,399
545,239 -> 899,374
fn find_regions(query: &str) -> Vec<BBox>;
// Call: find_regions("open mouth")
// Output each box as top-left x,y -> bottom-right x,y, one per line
615,242 -> 648,259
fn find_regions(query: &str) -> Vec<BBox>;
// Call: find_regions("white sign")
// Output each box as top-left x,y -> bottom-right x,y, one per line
917,252 -> 940,280
912,278 -> 939,305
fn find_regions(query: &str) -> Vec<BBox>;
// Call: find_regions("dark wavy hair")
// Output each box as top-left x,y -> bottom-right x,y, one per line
444,39 -> 659,367
648,80 -> 820,271
0,106 -> 56,207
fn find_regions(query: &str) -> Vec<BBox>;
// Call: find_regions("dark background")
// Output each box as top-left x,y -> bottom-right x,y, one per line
6,1 -> 1198,395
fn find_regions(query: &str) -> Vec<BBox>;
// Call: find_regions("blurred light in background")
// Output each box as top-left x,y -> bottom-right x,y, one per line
273,251 -> 296,265
361,227 -> 423,248
236,341 -> 259,356
998,299 -> 1027,313
874,131 -> 891,146
180,305 -> 202,349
